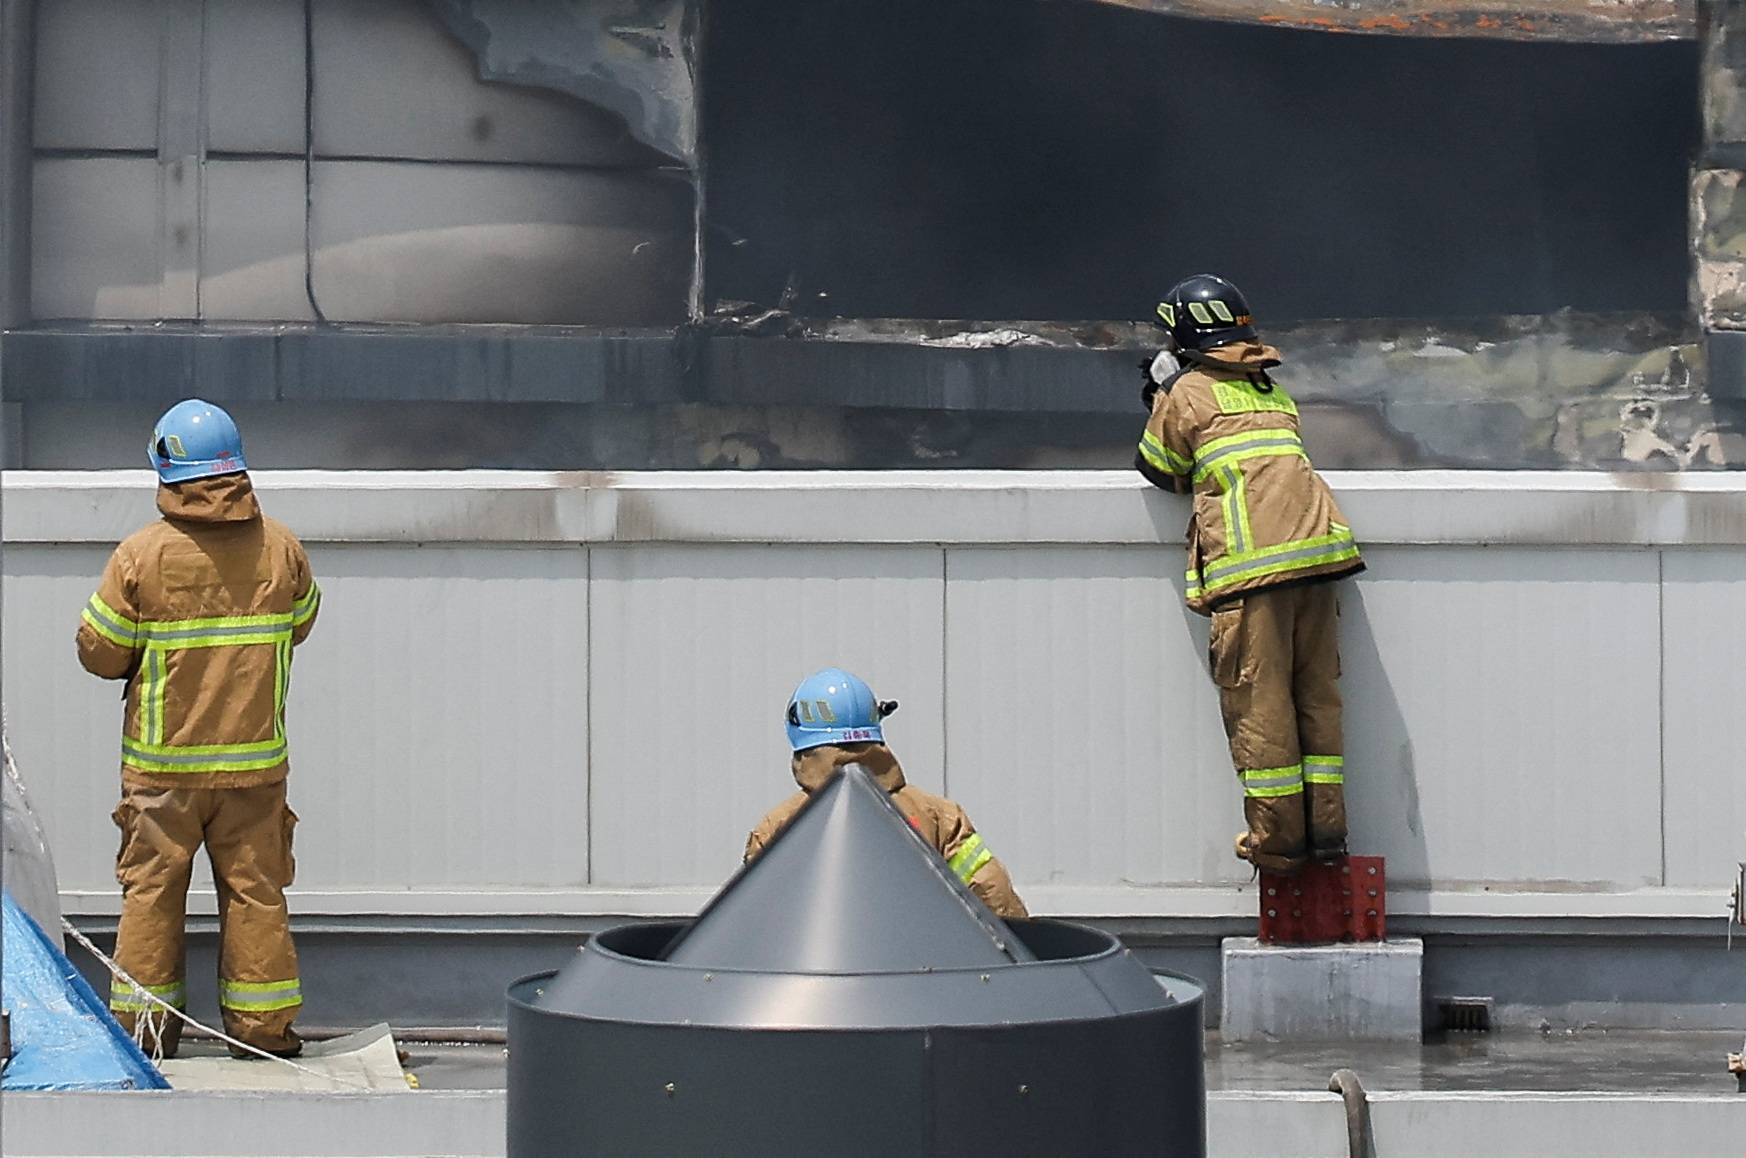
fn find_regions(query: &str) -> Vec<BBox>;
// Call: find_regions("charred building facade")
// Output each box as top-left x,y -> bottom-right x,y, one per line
0,0 -> 1735,469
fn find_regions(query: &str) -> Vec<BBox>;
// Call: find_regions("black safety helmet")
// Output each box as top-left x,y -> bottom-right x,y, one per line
1153,274 -> 1258,352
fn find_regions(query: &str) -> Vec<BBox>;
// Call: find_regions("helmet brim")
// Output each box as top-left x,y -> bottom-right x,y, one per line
1182,322 -> 1258,351
788,724 -> 885,752
155,458 -> 249,485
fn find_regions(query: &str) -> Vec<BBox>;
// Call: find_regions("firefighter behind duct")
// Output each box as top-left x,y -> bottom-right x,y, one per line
747,668 -> 1028,919
76,400 -> 319,1059
1135,275 -> 1365,873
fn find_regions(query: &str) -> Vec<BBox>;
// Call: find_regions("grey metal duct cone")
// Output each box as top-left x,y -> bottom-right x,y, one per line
662,763 -> 1029,971
509,767 -> 1206,1158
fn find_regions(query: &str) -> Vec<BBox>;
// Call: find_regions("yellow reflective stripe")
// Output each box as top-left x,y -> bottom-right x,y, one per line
1138,436 -> 1173,475
947,833 -> 993,883
138,614 -> 292,649
1241,764 -> 1304,798
1211,379 -> 1298,417
1192,427 -> 1300,461
1217,464 -> 1254,557
1304,755 -> 1345,784
151,630 -> 290,649
83,594 -> 141,647
1139,431 -> 1191,475
1201,541 -> 1363,596
140,612 -> 293,632
122,737 -> 288,773
125,736 -> 287,756
90,593 -> 141,633
1192,429 -> 1306,483
138,644 -> 167,746
82,607 -> 137,648
292,582 -> 321,627
274,638 -> 291,740
1201,527 -> 1360,582
110,979 -> 185,1012
219,977 -> 302,1012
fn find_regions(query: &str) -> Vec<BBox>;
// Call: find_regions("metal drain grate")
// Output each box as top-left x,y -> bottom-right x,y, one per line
1436,996 -> 1494,1033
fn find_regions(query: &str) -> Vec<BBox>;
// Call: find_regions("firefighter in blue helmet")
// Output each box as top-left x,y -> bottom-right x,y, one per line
746,669 -> 1028,919
77,400 -> 317,1058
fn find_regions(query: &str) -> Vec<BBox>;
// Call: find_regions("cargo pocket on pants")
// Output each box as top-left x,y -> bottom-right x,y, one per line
1208,603 -> 1246,689
280,806 -> 299,889
111,802 -> 140,889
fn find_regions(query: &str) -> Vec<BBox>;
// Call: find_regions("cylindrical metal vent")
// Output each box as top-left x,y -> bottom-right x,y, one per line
508,765 -> 1205,1157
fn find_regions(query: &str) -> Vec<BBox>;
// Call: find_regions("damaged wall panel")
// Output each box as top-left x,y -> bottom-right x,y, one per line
423,0 -> 698,166
705,0 -> 1698,323
319,0 -> 669,167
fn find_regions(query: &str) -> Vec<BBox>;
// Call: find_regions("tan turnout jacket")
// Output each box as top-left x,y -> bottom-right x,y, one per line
76,474 -> 320,789
746,743 -> 1029,919
1136,341 -> 1363,614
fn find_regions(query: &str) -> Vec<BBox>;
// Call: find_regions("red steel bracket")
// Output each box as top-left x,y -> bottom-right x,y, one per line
1258,855 -> 1386,944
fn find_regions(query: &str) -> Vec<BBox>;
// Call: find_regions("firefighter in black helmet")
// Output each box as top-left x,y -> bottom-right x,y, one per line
1136,274 -> 1365,873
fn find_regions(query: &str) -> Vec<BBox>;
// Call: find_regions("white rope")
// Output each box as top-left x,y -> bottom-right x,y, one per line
60,918 -> 374,1091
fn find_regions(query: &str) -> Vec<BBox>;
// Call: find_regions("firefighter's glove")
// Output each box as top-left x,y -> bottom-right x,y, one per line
1140,361 -> 1159,411
1141,350 -> 1180,411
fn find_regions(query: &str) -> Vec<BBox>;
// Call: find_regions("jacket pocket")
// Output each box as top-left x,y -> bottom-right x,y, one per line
1209,603 -> 1246,689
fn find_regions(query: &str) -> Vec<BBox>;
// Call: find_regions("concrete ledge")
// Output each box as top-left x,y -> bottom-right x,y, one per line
12,468 -> 1746,546
1209,1092 -> 1746,1158
7,1089 -> 1741,1158
1221,936 -> 1423,1043
1,1089 -> 505,1157
49,884 -> 1734,922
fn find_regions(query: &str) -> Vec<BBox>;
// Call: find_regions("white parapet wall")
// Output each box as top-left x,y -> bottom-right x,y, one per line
3,469 -> 1742,925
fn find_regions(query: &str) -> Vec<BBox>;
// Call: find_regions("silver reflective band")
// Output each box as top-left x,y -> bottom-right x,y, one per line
145,622 -> 292,643
121,742 -> 288,766
85,601 -> 138,641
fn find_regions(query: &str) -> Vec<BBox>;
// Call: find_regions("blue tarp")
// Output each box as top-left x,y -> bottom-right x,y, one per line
1,890 -> 168,1090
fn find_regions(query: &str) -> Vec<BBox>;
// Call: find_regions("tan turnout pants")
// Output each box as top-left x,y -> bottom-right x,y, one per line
1207,583 -> 1348,872
109,781 -> 302,1057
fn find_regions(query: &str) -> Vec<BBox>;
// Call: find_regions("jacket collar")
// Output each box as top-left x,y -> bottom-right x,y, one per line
791,742 -> 907,794
157,472 -> 262,524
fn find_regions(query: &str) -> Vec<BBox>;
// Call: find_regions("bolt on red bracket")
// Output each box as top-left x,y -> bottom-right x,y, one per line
1257,855 -> 1386,944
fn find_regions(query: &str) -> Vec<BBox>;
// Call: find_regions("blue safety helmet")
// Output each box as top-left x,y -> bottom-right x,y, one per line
784,668 -> 897,752
150,399 -> 247,484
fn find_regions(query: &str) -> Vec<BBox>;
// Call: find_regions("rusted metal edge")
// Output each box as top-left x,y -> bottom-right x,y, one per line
1085,0 -> 1696,42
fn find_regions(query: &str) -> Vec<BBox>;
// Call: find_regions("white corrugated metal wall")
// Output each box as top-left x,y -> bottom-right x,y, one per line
3,471 -> 1738,921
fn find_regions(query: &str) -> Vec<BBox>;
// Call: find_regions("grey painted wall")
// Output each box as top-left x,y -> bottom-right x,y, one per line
27,0 -> 695,326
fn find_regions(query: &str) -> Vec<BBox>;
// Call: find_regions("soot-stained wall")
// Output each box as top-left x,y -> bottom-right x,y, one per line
704,1 -> 1699,322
